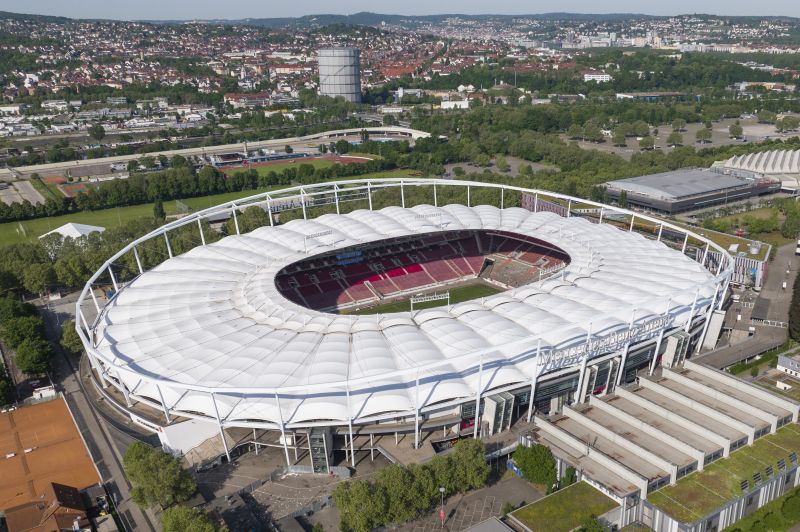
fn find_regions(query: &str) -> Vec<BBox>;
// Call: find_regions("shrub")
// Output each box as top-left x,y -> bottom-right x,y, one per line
513,444 -> 557,488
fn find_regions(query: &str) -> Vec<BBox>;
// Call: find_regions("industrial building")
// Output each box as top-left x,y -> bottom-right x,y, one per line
713,149 -> 800,192
522,360 -> 799,530
317,47 -> 362,103
604,168 -> 780,214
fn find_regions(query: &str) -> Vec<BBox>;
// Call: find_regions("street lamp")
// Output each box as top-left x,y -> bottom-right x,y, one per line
439,486 -> 446,528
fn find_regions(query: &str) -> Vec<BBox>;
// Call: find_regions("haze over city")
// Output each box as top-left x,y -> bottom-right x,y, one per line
2,1 -> 800,19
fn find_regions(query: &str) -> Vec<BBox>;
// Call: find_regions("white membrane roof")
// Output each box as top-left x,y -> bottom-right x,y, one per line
94,205 -> 717,425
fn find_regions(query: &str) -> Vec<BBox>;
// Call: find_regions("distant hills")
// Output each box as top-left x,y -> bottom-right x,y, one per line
153,12 -> 665,28
1,9 -> 798,27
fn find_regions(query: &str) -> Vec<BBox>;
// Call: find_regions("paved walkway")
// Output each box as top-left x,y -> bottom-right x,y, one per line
38,295 -> 158,532
698,242 -> 799,369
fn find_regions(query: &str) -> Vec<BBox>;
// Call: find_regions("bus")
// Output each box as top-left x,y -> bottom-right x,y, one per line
796,239 -> 800,256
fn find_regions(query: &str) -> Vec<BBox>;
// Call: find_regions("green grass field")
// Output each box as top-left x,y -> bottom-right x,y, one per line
0,170 -> 419,247
648,423 -> 800,523
222,158 -> 336,176
0,189 -> 268,246
346,282 -> 504,315
510,481 -> 618,531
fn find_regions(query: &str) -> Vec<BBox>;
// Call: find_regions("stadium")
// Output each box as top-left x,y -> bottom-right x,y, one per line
75,179 -> 733,468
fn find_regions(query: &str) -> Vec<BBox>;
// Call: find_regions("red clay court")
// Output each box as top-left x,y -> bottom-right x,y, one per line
0,398 -> 100,511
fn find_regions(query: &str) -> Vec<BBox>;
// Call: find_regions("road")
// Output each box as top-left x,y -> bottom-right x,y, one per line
38,294 -> 158,531
698,242 -> 799,369
0,125 -> 429,181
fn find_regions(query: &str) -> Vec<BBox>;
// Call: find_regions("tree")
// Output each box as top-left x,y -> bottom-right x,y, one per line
567,124 -> 583,140
453,166 -> 465,176
332,479 -> 387,532
782,495 -> 800,522
0,365 -> 16,405
226,206 -> 270,234
729,121 -> 743,139
60,320 -> 83,356
153,198 -> 166,221
672,118 -> 686,131
583,124 -> 603,143
631,120 -> 650,137
639,136 -> 655,150
757,110 -> 777,124
123,442 -> 196,508
560,466 -> 577,487
495,156 -> 510,172
284,144 -> 293,154
21,263 -> 55,295
127,159 -> 139,172
374,464 -> 425,523
15,337 -> 51,375
667,131 -> 683,147
619,190 -> 628,208
161,506 -> 215,532
88,123 -> 106,143
696,128 -> 712,143
0,315 -> 44,348
451,439 -> 490,492
513,444 -> 556,488
473,153 -> 490,167
580,517 -> 606,532
611,129 -> 627,147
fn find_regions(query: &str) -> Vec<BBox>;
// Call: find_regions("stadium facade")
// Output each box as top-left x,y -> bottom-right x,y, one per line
76,179 -> 733,465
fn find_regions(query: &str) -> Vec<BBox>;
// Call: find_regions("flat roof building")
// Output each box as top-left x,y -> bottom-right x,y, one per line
605,169 -> 780,214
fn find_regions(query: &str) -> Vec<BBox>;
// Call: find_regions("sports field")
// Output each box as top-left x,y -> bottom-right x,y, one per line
222,158 -> 335,176
0,169 -> 418,247
648,423 -> 800,523
221,155 -> 371,177
0,188 -> 270,247
0,397 -> 100,510
346,282 -> 504,315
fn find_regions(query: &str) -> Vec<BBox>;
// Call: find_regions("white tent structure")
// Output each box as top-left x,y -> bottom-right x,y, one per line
39,222 -> 105,240
76,179 -> 733,464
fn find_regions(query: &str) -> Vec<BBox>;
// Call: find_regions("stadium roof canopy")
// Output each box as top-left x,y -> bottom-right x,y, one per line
94,204 -> 717,426
605,169 -> 748,200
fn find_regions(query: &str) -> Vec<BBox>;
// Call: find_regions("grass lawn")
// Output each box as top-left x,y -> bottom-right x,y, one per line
222,158 -> 335,176
0,189 -> 281,247
345,283 -> 504,315
756,375 -> 800,402
510,481 -> 618,531
713,207 -> 778,224
29,177 -> 60,200
724,485 -> 800,531
674,222 -> 770,261
0,170 -> 420,247
648,423 -> 800,523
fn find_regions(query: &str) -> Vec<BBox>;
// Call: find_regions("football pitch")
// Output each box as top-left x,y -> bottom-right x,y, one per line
346,282 -> 504,315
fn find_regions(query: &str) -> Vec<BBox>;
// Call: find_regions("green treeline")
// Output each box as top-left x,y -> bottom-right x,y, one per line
332,439 -> 489,532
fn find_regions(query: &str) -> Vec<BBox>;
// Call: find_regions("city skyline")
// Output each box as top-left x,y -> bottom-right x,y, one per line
2,1 -> 800,21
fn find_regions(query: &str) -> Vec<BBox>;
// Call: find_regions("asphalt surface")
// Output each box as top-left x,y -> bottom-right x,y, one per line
38,294 -> 158,531
697,242 -> 798,369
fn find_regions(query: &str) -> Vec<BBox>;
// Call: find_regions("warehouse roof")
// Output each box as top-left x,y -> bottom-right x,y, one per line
606,169 -> 749,200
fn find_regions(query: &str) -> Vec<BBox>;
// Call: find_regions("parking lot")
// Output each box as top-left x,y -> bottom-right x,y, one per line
0,180 -> 44,205
566,116 -> 799,161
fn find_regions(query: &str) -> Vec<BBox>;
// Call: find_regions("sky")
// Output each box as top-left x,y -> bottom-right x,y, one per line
1,0 -> 799,20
